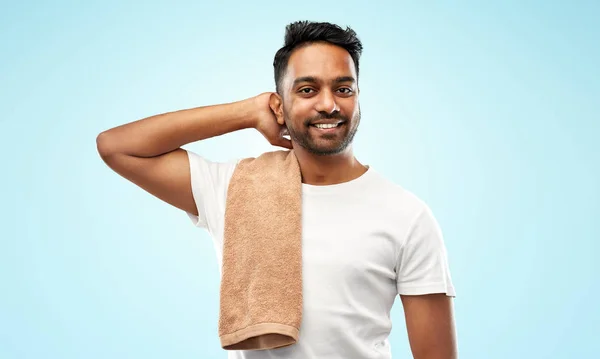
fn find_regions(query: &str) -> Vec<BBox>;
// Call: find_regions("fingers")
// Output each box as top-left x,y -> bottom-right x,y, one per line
276,127 -> 292,149
275,137 -> 293,149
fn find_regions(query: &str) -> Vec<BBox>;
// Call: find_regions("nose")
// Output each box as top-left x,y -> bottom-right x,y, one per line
314,89 -> 339,115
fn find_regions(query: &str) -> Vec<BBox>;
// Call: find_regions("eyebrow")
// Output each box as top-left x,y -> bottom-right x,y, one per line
292,76 -> 356,87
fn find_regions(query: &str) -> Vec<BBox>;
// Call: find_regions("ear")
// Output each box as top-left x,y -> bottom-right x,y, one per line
269,93 -> 285,125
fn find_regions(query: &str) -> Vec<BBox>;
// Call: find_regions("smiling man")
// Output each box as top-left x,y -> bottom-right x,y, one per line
97,21 -> 458,359
278,45 -> 360,157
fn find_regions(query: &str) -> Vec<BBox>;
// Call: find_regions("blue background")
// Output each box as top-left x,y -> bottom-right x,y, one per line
1,1 -> 598,358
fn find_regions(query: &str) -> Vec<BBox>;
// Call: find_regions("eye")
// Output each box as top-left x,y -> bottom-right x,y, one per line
337,88 -> 353,94
298,88 -> 314,94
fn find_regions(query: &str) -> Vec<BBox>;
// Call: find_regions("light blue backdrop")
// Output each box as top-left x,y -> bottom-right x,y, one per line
1,1 -> 598,358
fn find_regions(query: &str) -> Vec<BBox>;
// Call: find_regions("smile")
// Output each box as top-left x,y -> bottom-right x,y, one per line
313,123 -> 339,129
310,121 -> 345,129
308,122 -> 346,135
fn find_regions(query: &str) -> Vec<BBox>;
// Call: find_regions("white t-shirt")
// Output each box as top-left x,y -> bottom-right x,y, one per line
185,150 -> 456,359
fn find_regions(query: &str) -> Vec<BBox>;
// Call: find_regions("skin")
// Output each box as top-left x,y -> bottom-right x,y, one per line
402,294 -> 458,359
96,41 -> 457,359
269,42 -> 367,185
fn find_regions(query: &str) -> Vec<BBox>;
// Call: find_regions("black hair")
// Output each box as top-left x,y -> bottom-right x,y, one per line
273,21 -> 363,94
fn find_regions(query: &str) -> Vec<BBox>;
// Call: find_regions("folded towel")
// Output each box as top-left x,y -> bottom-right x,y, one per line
219,150 -> 303,350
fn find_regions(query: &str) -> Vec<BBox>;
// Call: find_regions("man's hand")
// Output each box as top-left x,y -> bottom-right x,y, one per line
253,92 -> 293,149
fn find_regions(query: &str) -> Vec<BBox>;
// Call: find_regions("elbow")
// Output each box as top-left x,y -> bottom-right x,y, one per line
96,130 -> 117,161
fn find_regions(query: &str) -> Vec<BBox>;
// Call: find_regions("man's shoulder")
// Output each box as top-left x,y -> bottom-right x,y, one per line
186,149 -> 245,171
367,168 -> 429,215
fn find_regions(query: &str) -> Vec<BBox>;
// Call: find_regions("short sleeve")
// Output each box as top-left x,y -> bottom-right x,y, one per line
396,205 -> 456,297
185,150 -> 239,233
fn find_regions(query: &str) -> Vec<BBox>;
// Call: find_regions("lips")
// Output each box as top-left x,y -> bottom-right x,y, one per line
309,122 -> 346,134
310,123 -> 343,128
309,120 -> 346,128
307,114 -> 347,126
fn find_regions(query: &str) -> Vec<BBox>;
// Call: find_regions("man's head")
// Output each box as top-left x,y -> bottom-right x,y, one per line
270,21 -> 363,156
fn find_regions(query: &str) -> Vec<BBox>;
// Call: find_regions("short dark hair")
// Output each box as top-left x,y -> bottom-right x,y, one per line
273,21 -> 363,94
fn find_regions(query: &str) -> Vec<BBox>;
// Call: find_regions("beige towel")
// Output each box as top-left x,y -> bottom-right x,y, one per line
219,150 -> 303,350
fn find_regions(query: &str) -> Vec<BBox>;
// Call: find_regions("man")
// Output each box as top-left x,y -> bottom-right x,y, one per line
97,21 -> 457,359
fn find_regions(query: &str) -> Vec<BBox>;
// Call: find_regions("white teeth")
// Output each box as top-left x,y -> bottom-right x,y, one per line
314,123 -> 339,129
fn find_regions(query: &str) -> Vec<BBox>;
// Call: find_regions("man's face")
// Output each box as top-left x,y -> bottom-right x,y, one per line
279,42 -> 360,156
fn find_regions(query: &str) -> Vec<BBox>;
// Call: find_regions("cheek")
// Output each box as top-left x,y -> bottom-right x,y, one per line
342,98 -> 359,111
286,103 -> 311,124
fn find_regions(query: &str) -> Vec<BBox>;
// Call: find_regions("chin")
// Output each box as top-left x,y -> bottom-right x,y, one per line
307,144 -> 349,156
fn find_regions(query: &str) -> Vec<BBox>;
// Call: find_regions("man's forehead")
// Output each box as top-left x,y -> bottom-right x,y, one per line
284,43 -> 357,87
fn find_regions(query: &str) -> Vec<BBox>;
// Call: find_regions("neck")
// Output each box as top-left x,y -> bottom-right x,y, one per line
292,144 -> 368,185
